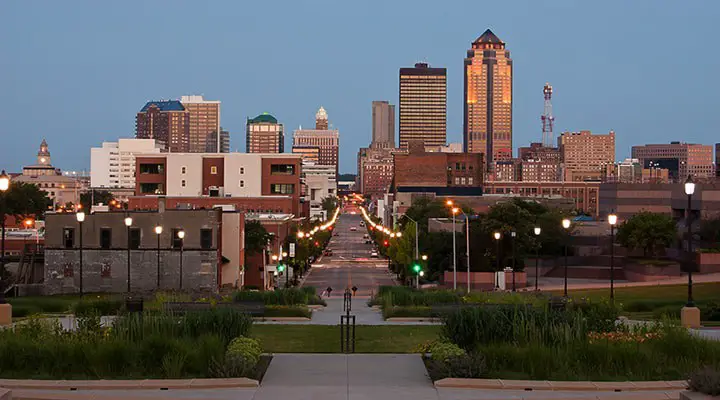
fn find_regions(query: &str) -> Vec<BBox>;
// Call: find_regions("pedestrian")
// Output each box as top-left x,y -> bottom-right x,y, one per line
351,286 -> 358,296
326,286 -> 333,297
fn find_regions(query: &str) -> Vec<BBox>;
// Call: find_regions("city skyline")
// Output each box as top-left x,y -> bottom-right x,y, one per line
1,1 -> 719,174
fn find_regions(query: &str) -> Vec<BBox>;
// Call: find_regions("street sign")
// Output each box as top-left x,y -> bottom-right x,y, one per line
289,243 -> 296,257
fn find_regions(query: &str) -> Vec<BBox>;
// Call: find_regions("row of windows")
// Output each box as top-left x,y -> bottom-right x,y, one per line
62,227 -> 213,250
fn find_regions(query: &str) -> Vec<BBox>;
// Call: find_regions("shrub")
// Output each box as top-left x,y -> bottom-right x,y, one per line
653,305 -> 681,320
8,296 -> 74,314
382,306 -> 432,319
264,306 -> 311,318
232,288 -> 310,305
227,336 -> 262,366
702,302 -> 720,322
73,297 -> 124,316
209,336 -> 262,378
688,366 -> 720,396
425,352 -> 487,380
570,298 -> 621,332
429,341 -> 466,362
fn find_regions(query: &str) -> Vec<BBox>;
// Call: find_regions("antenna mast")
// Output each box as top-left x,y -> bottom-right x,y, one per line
541,83 -> 555,147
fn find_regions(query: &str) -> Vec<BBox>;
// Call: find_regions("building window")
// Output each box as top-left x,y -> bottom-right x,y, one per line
469,177 -> 474,185
172,228 -> 184,249
63,228 -> 75,248
181,180 -> 186,187
270,164 -> 295,175
240,180 -> 245,188
181,166 -> 186,174
270,184 -> 295,194
140,183 -> 164,194
200,229 -> 212,249
100,228 -> 112,249
129,228 -> 141,249
210,166 -> 218,175
139,163 -> 164,174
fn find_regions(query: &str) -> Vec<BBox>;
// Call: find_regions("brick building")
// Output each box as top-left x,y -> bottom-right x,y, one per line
135,101 -> 190,153
292,107 -> 340,176
180,95 -> 222,153
631,142 -> 714,181
517,143 -> 561,182
42,208 -> 248,294
493,159 -> 520,182
133,153 -> 303,217
483,181 -> 600,216
246,113 -> 284,153
558,130 -> 615,182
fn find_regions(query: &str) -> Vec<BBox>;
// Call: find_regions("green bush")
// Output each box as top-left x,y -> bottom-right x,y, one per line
425,352 -> 487,380
378,287 -> 461,307
209,336 -> 262,378
653,305 -> 681,320
10,304 -> 41,318
73,297 -> 124,316
232,288 -> 312,305
263,306 -> 311,318
227,336 -> 262,366
382,306 -> 432,319
702,302 -> 720,322
688,366 -> 720,396
429,341 -> 466,362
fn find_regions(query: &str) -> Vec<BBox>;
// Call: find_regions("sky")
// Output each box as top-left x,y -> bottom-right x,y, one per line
1,0 -> 718,175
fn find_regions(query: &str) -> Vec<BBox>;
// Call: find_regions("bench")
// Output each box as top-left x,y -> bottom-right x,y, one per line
163,301 -> 266,317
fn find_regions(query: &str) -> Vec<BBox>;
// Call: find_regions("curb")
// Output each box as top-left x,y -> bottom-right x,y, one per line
253,317 -> 311,322
385,317 -> 440,323
0,378 -> 258,391
434,378 -> 687,392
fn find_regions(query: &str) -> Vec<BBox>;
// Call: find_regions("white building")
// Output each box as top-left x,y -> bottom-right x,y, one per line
91,139 -> 162,189
301,162 -> 337,219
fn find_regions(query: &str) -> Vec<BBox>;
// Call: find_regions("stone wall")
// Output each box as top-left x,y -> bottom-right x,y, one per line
44,249 -> 218,295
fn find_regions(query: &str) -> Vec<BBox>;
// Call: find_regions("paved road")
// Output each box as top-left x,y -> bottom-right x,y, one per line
303,212 -> 396,298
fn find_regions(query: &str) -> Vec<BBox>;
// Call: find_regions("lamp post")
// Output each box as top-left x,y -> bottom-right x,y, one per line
177,230 -> 185,290
0,170 -> 10,284
397,214 -> 420,263
447,200 -> 457,290
418,254 -> 428,289
124,217 -> 132,293
608,212 -> 618,302
510,231 -> 517,292
282,251 -> 289,288
562,218 -> 571,297
155,225 -> 162,289
684,175 -> 696,307
493,232 -> 501,290
76,211 -> 85,296
533,227 -> 541,291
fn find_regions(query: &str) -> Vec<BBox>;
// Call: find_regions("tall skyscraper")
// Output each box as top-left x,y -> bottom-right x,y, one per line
206,128 -> 230,153
180,95 -> 221,153
559,130 -> 615,181
398,63 -> 447,149
293,107 -> 339,176
136,100 -> 190,152
464,29 -> 513,170
246,113 -> 284,153
632,142 -> 714,180
371,101 -> 395,147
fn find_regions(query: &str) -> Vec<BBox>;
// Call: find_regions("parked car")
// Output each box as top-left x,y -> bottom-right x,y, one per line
360,221 -> 365,227
370,250 -> 379,257
323,249 -> 333,256
350,227 -> 357,231
364,239 -> 372,244
363,234 -> 369,239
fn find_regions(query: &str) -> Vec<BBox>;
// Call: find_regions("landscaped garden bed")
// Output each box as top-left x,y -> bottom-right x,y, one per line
422,303 -> 720,382
0,309 -> 270,380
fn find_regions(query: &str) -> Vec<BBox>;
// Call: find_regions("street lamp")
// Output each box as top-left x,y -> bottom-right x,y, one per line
450,205 -> 459,290
177,230 -> 185,290
124,217 -> 133,293
76,211 -> 85,296
533,227 -> 541,291
155,225 -> 163,289
396,232 -> 402,238
562,218 -> 571,297
684,175 -> 696,307
493,232 -> 501,290
0,170 -> 10,284
510,231 -> 517,292
608,212 -> 618,301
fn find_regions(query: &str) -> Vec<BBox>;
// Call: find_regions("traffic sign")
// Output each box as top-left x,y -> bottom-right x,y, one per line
289,243 -> 296,257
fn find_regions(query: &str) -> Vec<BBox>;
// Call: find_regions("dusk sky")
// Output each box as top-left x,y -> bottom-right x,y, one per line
1,0 -> 718,174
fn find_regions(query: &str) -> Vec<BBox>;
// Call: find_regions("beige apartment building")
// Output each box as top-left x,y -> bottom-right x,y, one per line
180,95 -> 221,153
464,29 -> 513,169
558,130 -> 616,181
246,113 -> 284,153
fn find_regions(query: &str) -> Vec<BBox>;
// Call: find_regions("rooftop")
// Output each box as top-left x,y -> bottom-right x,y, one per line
248,112 -> 278,124
140,100 -> 185,112
473,29 -> 504,44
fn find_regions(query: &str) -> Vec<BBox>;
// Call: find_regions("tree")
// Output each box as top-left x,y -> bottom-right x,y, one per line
320,196 -> 338,215
699,217 -> 720,247
616,212 -> 677,258
2,182 -> 51,218
80,190 -> 116,211
244,220 -> 271,255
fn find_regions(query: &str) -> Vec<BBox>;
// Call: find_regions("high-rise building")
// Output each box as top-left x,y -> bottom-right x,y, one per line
293,107 -> 340,176
246,113 -> 284,153
180,95 -> 221,153
356,146 -> 402,200
558,130 -> 615,182
90,139 -> 162,189
292,146 -> 320,164
136,100 -> 190,152
716,143 -> 720,178
464,29 -> 513,170
517,142 -> 562,182
205,128 -> 230,153
398,63 -> 447,149
315,107 -> 329,130
631,142 -> 714,181
371,101 -> 395,147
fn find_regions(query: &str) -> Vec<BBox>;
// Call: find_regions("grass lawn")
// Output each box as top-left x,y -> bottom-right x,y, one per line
251,325 -> 441,353
552,282 -> 720,304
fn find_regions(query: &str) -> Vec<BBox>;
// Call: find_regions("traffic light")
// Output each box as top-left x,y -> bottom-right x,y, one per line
278,264 -> 285,273
412,260 -> 422,274
383,240 -> 389,247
